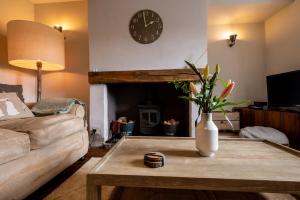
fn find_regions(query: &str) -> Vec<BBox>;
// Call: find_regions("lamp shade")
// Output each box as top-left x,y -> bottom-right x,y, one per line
7,20 -> 65,71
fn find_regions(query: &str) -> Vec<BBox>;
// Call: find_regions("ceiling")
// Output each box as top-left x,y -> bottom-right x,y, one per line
29,0 -> 294,25
29,0 -> 83,4
209,0 -> 294,25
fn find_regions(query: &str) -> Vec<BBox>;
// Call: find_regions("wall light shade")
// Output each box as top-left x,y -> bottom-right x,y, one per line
7,20 -> 65,71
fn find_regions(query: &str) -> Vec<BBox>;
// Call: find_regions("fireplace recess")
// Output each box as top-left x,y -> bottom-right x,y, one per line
89,69 -> 203,141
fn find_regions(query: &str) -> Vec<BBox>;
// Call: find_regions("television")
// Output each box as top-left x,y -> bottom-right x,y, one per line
267,70 -> 300,108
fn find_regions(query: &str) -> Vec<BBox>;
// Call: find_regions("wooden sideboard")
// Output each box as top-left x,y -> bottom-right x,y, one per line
213,112 -> 240,132
234,107 -> 300,149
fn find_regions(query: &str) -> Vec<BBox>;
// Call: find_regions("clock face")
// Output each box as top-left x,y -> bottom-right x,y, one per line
129,9 -> 163,44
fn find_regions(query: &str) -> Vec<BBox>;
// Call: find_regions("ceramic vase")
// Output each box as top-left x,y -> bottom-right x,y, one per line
195,113 -> 219,157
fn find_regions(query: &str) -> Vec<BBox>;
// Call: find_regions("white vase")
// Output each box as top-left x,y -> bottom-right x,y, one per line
195,113 -> 219,157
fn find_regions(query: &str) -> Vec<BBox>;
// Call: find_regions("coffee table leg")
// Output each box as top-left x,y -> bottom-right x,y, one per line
87,180 -> 101,200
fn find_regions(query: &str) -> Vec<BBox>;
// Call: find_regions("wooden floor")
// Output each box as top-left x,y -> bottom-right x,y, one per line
25,147 -> 109,200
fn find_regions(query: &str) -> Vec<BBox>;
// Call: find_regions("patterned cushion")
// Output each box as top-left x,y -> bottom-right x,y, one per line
0,93 -> 34,121
0,129 -> 30,165
0,84 -> 24,102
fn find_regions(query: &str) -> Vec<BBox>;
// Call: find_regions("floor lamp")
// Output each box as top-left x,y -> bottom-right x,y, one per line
7,20 -> 65,102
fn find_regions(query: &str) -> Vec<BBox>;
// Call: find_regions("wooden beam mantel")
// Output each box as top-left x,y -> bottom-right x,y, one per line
89,68 -> 203,84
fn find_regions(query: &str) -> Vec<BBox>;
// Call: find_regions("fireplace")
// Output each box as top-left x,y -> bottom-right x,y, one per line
107,83 -> 189,137
89,69 -> 202,142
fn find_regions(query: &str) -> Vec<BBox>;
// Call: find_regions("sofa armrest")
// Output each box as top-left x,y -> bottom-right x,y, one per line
68,104 -> 85,119
68,104 -> 87,128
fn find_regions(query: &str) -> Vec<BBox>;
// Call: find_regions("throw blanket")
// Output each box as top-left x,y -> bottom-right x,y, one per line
240,126 -> 289,145
31,98 -> 86,120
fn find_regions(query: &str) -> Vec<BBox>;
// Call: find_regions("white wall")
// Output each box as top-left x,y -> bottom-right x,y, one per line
89,0 -> 208,140
89,0 -> 208,71
265,1 -> 300,75
208,23 -> 267,103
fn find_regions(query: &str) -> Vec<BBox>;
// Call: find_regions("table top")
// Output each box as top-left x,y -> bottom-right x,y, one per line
88,136 -> 300,193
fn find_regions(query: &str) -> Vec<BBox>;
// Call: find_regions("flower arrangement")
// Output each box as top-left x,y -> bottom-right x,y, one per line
173,61 -> 243,126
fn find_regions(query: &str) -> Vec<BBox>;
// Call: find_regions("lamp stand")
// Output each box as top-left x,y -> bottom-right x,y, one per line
36,61 -> 42,102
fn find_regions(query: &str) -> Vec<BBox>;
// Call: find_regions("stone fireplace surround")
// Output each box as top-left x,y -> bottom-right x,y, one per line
89,69 -> 202,142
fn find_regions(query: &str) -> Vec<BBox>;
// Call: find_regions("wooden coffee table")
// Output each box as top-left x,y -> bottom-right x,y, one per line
87,136 -> 300,200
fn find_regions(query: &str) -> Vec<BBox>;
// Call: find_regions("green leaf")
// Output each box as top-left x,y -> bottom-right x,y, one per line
178,96 -> 200,104
219,107 -> 234,130
209,71 -> 218,86
173,81 -> 191,95
185,60 -> 205,83
211,100 -> 247,111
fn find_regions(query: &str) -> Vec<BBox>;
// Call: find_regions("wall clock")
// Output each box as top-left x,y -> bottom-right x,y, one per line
129,9 -> 163,44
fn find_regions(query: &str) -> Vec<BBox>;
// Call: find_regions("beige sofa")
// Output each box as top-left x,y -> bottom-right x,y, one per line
0,104 -> 89,200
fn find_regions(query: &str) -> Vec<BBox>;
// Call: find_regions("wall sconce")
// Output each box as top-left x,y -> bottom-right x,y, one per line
228,34 -> 237,47
53,25 -> 63,32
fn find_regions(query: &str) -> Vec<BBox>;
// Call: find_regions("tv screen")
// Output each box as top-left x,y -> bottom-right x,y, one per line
267,70 -> 300,107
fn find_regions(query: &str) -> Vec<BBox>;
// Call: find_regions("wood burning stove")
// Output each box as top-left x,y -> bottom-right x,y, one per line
138,104 -> 160,135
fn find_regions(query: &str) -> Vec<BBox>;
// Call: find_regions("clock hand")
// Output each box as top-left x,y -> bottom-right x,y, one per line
147,20 -> 159,26
143,11 -> 147,27
149,21 -> 155,26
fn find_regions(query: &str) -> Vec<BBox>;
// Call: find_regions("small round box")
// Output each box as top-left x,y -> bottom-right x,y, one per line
144,152 -> 165,168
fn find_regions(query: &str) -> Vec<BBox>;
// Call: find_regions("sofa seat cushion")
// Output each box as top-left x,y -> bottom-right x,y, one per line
0,114 -> 85,149
0,129 -> 30,165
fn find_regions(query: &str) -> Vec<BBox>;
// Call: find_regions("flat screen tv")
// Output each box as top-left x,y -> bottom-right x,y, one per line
267,70 -> 300,108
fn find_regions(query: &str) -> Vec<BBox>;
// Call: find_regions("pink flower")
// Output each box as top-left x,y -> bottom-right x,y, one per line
190,82 -> 198,96
220,81 -> 235,99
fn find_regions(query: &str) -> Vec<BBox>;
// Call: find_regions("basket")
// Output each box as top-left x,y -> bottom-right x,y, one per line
163,124 -> 178,136
120,122 -> 135,136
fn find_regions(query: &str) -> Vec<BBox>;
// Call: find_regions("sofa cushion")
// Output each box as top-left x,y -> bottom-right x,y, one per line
0,114 -> 85,149
0,129 -> 30,165
0,84 -> 24,102
0,93 -> 34,121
